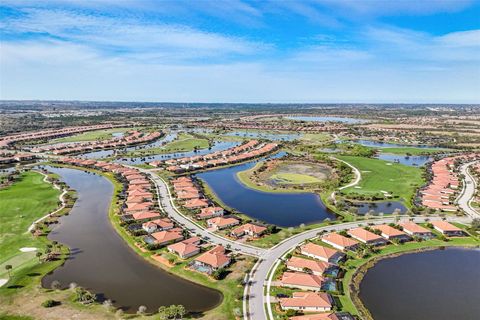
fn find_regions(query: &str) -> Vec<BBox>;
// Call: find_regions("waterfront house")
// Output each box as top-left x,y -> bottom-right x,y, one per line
347,228 -> 388,246
372,224 -> 411,242
321,233 -> 359,252
121,210 -> 161,223
398,222 -> 434,239
196,206 -> 224,220
207,217 -> 240,230
300,242 -> 345,265
192,245 -> 230,274
280,292 -> 333,312
230,223 -> 267,238
286,256 -> 337,276
167,237 -> 201,259
431,221 -> 464,237
280,272 -> 326,291
146,229 -> 183,246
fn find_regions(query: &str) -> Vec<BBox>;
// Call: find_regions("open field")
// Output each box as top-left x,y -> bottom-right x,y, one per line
337,155 -> 424,205
0,172 -> 61,264
49,127 -> 135,143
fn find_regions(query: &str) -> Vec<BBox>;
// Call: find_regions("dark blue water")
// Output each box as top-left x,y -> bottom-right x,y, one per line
347,201 -> 407,215
376,154 -> 431,167
288,116 -> 367,124
197,160 -> 336,227
360,247 -> 480,320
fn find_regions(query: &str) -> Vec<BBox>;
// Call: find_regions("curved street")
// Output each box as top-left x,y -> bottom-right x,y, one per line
457,161 -> 479,219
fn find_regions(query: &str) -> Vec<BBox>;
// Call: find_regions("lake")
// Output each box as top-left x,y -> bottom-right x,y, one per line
40,166 -> 222,313
196,159 -> 336,227
359,247 -> 480,320
287,116 -> 367,124
376,153 -> 431,167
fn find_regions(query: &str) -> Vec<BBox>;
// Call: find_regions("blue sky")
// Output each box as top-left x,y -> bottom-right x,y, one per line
1,0 -> 479,103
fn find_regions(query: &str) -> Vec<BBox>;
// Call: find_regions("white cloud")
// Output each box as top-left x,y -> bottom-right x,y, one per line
1,8 -> 269,60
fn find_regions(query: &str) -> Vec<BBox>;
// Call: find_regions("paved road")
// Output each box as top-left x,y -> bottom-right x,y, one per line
457,161 -> 479,219
139,169 -> 268,257
244,215 -> 472,320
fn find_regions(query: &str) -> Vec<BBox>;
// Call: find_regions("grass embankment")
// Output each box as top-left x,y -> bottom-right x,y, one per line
121,133 -> 210,157
337,156 -> 424,207
0,172 -> 61,265
49,127 -> 136,144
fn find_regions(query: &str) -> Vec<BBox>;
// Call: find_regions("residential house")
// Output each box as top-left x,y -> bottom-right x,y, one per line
431,221 -> 464,237
230,223 -> 267,238
207,217 -> 240,230
280,292 -> 333,312
347,228 -> 388,246
300,242 -> 345,265
321,233 -> 359,252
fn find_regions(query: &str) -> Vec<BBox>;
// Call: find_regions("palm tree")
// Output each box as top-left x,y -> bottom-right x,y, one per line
5,265 -> 12,278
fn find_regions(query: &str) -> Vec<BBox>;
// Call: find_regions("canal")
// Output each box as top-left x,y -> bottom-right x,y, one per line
41,166 -> 222,313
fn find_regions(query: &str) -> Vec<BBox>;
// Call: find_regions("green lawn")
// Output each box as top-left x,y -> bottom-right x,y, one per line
337,155 -> 424,206
49,127 -> 135,143
0,171 -> 61,264
270,173 -> 322,185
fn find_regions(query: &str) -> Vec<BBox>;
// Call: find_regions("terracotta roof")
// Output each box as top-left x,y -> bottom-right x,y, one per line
290,313 -> 340,320
280,292 -> 332,309
431,220 -> 462,232
194,245 -> 230,268
399,222 -> 431,234
300,242 -> 341,260
372,224 -> 407,237
207,217 -> 239,228
321,233 -> 359,249
231,223 -> 267,236
281,272 -> 324,288
151,230 -> 183,243
347,227 -> 384,242
286,257 -> 330,274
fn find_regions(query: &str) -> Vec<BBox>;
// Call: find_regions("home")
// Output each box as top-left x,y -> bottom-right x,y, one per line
184,198 -> 209,209
372,224 -> 411,242
280,292 -> 333,312
167,237 -> 201,259
146,229 -> 183,246
207,217 -> 240,230
142,218 -> 174,233
121,210 -> 161,223
280,272 -> 326,291
399,222 -> 434,239
196,206 -> 224,220
321,233 -> 359,252
286,256 -> 337,276
230,223 -> 267,238
347,227 -> 388,246
431,221 -> 464,237
192,245 -> 231,274
300,242 -> 345,265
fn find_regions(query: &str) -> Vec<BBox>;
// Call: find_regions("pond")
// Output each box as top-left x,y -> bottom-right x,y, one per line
225,130 -> 300,141
40,166 -> 222,313
287,116 -> 368,124
359,247 -> 480,320
196,157 -> 336,227
376,153 -> 431,167
346,201 -> 407,215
